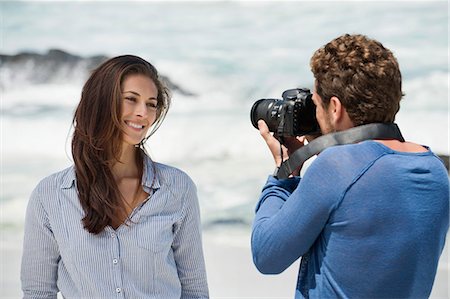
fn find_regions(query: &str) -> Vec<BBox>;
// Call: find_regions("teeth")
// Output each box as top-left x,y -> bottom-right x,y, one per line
127,121 -> 144,129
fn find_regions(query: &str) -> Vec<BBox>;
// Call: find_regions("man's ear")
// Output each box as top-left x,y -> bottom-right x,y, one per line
329,96 -> 354,130
328,96 -> 342,123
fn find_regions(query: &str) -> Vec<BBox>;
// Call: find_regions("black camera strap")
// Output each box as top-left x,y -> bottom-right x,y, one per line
275,123 -> 405,179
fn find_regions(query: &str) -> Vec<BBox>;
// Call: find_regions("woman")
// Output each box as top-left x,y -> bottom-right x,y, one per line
21,55 -> 209,298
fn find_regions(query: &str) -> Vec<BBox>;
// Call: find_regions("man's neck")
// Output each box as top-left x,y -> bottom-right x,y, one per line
374,139 -> 428,153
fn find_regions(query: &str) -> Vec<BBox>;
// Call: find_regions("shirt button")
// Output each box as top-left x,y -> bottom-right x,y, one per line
116,287 -> 121,293
110,232 -> 116,238
113,258 -> 118,264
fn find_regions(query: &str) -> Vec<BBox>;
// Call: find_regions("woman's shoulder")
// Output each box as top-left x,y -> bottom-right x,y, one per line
28,165 -> 76,213
34,165 -> 76,193
148,160 -> 196,188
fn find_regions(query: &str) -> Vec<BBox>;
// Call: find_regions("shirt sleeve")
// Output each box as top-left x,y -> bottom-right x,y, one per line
21,185 -> 60,299
251,153 -> 340,274
172,178 -> 209,299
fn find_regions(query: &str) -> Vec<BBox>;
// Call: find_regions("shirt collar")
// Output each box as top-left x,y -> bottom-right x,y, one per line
61,166 -> 76,189
60,154 -> 161,190
142,153 -> 161,191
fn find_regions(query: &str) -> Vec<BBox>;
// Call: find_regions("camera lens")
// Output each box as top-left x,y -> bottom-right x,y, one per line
250,99 -> 281,131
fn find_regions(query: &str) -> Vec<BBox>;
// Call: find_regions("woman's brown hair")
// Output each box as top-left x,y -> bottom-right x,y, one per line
310,34 -> 403,125
72,55 -> 170,234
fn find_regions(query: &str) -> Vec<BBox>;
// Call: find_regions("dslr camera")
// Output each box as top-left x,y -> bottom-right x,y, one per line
250,88 -> 320,138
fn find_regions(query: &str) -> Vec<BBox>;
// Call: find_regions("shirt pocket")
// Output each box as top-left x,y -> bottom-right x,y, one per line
136,215 -> 175,253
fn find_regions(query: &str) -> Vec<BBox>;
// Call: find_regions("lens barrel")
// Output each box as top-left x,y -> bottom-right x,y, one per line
250,98 -> 286,134
250,88 -> 320,137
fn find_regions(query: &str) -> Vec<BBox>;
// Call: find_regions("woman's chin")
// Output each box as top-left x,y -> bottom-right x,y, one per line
122,138 -> 143,148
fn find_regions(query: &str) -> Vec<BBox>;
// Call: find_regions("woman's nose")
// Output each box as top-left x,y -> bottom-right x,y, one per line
135,102 -> 147,117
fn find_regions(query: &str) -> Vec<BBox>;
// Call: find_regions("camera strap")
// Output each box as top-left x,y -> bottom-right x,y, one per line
275,123 -> 405,179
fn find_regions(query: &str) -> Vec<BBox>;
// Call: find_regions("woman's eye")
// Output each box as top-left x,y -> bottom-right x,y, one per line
146,102 -> 157,108
125,96 -> 136,102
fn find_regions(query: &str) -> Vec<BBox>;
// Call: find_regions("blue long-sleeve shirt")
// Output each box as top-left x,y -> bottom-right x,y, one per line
252,141 -> 449,298
21,154 -> 209,299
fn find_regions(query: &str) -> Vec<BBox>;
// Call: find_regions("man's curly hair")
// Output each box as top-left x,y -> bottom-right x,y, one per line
310,34 -> 403,125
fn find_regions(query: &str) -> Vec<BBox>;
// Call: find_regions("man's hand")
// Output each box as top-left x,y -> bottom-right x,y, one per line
258,120 -> 308,175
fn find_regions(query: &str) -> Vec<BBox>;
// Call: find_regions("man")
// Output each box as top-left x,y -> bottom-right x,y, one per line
251,34 -> 449,298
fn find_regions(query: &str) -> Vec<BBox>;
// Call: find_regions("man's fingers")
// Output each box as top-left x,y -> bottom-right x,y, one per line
297,136 -> 306,143
258,120 -> 272,141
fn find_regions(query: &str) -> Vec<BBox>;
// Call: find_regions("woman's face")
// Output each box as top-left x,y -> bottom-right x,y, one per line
120,74 -> 158,146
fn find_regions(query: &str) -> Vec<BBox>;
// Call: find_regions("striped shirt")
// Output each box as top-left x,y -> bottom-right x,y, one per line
21,154 -> 209,299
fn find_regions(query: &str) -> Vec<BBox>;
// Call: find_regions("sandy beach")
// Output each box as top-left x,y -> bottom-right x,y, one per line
2,227 -> 448,299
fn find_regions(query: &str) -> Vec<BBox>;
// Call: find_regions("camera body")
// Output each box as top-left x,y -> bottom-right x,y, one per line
250,88 -> 320,138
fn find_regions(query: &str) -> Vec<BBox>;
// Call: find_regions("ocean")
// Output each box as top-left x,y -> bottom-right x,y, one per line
1,0 -> 449,296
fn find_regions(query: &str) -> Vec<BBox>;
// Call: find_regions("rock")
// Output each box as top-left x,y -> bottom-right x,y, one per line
0,49 -> 195,96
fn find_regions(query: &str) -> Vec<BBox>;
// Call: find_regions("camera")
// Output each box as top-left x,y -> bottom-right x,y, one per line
250,88 -> 320,138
